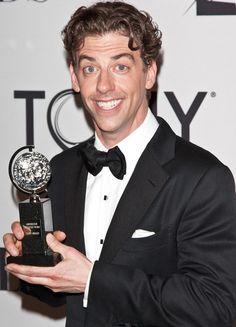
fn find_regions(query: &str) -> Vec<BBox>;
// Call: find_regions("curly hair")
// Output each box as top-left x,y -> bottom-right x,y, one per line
62,1 -> 162,67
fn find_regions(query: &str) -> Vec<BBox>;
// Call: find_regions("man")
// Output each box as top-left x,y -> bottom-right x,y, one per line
3,1 -> 236,326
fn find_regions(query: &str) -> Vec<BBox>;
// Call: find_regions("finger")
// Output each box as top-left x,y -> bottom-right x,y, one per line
11,221 -> 24,240
5,263 -> 53,278
7,271 -> 62,293
46,233 -> 67,257
7,270 -> 52,287
22,225 -> 32,235
3,233 -> 21,256
53,230 -> 66,242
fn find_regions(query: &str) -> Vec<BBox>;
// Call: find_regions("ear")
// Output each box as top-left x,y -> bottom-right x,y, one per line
69,63 -> 80,92
145,60 -> 157,90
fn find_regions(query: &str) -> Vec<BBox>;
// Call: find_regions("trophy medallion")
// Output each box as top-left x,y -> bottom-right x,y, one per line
7,145 -> 61,266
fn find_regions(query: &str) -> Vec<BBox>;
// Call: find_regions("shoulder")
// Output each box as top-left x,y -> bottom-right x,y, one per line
175,135 -> 221,168
156,117 -> 234,186
50,144 -> 80,167
174,136 -> 235,188
50,136 -> 93,168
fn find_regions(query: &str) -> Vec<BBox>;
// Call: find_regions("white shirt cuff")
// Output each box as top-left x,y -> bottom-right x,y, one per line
83,262 -> 94,308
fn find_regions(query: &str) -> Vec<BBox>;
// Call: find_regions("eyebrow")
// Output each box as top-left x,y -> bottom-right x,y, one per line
77,55 -> 96,65
77,53 -> 135,65
111,53 -> 135,62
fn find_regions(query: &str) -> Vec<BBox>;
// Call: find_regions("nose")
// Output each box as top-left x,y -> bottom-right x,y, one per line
96,69 -> 115,94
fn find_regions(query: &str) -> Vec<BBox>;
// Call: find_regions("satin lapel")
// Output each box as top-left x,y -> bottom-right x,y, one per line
99,117 -> 176,263
64,148 -> 88,255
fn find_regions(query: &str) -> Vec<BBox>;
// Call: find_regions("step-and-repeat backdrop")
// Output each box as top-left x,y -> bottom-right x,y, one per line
0,1 -> 235,326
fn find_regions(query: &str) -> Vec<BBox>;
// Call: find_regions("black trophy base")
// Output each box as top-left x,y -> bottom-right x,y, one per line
6,252 -> 62,267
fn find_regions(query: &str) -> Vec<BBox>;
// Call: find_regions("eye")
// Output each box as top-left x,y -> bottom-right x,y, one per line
83,66 -> 97,74
115,64 -> 129,72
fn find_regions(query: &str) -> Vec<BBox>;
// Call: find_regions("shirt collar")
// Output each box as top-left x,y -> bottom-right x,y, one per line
94,109 -> 158,175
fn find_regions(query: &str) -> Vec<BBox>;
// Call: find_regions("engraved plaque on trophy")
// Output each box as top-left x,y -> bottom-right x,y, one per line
7,145 -> 61,266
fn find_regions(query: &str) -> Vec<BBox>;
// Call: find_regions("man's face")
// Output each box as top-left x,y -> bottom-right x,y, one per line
70,32 -> 157,147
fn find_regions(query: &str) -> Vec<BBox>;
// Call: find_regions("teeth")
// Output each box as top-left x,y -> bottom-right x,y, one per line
96,99 -> 121,110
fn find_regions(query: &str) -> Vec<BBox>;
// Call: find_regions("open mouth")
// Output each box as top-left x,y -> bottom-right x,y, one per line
96,99 -> 122,110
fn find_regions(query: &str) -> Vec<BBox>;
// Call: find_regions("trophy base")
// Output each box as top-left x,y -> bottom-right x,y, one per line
6,252 -> 62,267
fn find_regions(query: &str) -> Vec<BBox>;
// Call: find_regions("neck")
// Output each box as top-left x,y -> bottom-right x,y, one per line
95,111 -> 149,149
95,107 -> 149,149
96,131 -> 126,149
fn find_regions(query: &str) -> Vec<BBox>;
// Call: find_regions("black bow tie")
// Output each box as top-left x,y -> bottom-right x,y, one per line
79,139 -> 126,180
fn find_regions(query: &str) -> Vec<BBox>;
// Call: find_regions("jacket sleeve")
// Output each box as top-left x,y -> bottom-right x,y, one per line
86,164 -> 236,327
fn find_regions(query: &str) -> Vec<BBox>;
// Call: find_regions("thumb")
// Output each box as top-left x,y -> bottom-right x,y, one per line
46,233 -> 65,255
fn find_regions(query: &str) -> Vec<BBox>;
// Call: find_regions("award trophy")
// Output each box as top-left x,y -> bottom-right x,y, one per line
7,145 -> 61,266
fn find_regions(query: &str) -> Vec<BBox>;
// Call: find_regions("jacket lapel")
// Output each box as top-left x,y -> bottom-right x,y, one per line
99,117 -> 176,263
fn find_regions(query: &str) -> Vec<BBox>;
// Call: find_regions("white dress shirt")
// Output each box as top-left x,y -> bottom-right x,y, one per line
83,109 -> 158,306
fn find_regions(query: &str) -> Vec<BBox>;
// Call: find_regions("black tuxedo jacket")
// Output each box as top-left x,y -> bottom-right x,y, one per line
28,117 -> 236,327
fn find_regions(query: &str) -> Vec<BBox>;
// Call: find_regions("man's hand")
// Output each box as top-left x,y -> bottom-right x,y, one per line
3,221 -> 66,257
5,233 -> 92,294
